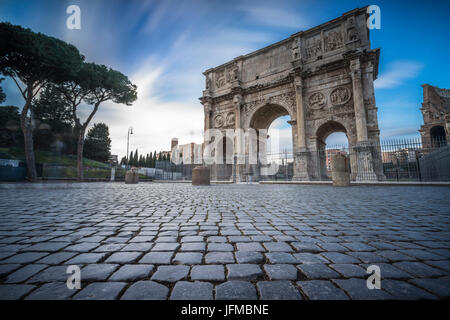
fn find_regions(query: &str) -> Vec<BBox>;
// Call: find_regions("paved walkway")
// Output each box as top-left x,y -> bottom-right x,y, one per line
0,183 -> 449,300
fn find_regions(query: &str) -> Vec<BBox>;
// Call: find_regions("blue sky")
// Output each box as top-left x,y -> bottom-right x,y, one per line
1,0 -> 449,156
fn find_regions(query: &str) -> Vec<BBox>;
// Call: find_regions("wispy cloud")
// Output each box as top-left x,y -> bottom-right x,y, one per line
375,61 -> 423,89
237,4 -> 309,29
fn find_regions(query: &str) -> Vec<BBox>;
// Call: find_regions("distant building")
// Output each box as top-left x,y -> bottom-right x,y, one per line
419,84 -> 450,149
170,138 -> 202,164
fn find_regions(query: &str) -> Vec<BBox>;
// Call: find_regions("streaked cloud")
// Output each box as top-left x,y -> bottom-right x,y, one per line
375,61 -> 423,89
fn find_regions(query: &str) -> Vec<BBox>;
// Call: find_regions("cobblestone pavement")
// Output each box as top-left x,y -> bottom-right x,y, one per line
0,183 -> 449,300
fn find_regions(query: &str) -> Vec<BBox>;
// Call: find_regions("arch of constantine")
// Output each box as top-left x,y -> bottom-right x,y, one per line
199,7 -> 385,181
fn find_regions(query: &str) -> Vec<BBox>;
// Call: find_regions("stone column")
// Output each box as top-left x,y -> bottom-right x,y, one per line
350,58 -> 376,180
350,58 -> 368,142
233,94 -> 243,182
292,76 -> 311,180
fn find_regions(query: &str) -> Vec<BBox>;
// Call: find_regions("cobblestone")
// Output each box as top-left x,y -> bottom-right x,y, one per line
0,182 -> 448,300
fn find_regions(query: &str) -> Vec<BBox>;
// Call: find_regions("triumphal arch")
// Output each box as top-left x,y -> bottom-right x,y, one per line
200,7 -> 385,181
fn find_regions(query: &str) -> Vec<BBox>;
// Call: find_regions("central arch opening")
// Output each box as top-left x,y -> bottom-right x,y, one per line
248,104 -> 292,180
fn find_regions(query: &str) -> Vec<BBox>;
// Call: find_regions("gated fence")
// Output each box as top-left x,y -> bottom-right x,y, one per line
1,137 -> 448,182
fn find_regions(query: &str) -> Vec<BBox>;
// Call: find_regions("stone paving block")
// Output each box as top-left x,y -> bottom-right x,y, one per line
170,281 -> 213,300
121,243 -> 153,252
151,265 -> 190,282
93,244 -> 126,252
205,252 -> 235,264
399,249 -> 445,261
64,243 -> 100,252
191,265 -> 225,281
393,261 -> 447,278
381,279 -> 437,300
346,252 -> 388,264
235,251 -> 264,264
155,237 -> 177,243
291,242 -> 322,253
215,281 -> 257,300
65,253 -> 108,264
5,264 -> 48,283
330,264 -> 366,278
121,281 -> 169,300
265,252 -> 297,264
73,282 -> 126,300
332,279 -> 393,300
376,250 -> 417,262
172,252 -> 203,265
105,252 -> 142,264
263,242 -> 293,252
109,264 -> 154,281
294,253 -> 329,264
207,236 -> 227,243
320,252 -> 360,264
342,242 -> 376,252
130,236 -> 154,243
0,264 -> 21,277
139,252 -> 173,264
180,243 -> 206,251
151,243 -> 180,251
264,264 -> 298,280
181,236 -> 204,243
207,243 -> 233,252
236,242 -> 265,252
297,264 -> 340,280
257,281 -> 303,300
0,284 -> 35,300
360,263 -> 413,279
317,243 -> 347,252
81,264 -> 119,281
25,242 -> 69,252
409,278 -> 450,298
226,264 -> 263,280
423,260 -> 450,272
2,252 -> 49,264
25,282 -> 76,300
28,265 -> 69,283
228,236 -> 252,243
251,236 -> 273,242
36,252 -> 77,265
297,280 -> 349,300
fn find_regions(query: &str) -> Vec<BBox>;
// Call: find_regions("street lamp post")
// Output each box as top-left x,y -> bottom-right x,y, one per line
127,127 -> 133,164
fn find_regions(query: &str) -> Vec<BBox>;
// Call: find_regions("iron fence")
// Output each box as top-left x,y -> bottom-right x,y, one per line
152,137 -> 449,182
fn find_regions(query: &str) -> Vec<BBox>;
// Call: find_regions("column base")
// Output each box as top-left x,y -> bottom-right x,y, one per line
293,150 -> 312,181
354,142 -> 378,181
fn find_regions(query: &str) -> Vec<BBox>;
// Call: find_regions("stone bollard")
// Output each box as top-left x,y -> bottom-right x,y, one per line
192,166 -> 210,185
331,153 -> 350,186
125,168 -> 139,184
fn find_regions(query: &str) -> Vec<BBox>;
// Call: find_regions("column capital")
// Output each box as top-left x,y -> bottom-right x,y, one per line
232,94 -> 243,110
294,76 -> 303,91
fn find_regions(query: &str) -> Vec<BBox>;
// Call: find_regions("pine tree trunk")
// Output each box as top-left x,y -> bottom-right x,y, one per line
21,118 -> 37,181
77,129 -> 85,181
20,84 -> 37,182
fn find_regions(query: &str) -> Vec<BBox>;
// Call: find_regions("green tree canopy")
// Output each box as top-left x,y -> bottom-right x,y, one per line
83,123 -> 111,163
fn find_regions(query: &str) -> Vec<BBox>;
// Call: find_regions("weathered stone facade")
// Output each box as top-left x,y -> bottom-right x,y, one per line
200,7 -> 384,181
419,84 -> 450,149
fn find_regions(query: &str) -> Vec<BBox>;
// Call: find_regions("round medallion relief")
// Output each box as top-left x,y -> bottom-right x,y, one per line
308,92 -> 326,110
330,86 -> 351,106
